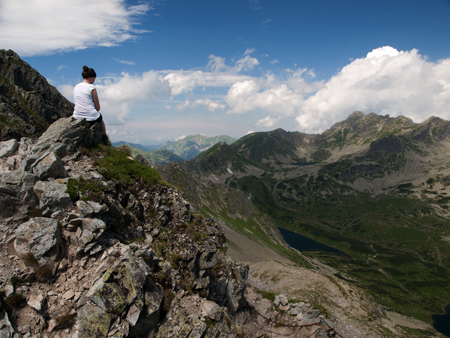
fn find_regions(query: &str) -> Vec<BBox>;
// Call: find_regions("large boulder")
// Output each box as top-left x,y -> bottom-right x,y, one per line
14,217 -> 62,265
33,180 -> 72,216
87,269 -> 128,315
31,152 -> 68,179
78,218 -> 107,245
0,171 -> 38,205
0,139 -> 18,159
31,117 -> 103,158
76,304 -> 111,338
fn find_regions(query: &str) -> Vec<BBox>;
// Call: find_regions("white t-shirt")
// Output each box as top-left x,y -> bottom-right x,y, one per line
73,82 -> 100,121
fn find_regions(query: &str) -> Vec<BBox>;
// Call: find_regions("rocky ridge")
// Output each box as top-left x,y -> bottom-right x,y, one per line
0,117 -> 339,338
0,50 -> 73,141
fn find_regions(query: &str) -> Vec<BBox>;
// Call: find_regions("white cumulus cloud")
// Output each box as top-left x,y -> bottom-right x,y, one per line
244,48 -> 256,55
256,115 -> 280,128
0,0 -> 150,56
175,135 -> 187,141
296,46 -> 450,132
94,71 -> 171,125
176,99 -> 225,112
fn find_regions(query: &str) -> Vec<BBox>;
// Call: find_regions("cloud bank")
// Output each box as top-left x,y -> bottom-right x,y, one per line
0,0 -> 150,56
60,46 -> 450,135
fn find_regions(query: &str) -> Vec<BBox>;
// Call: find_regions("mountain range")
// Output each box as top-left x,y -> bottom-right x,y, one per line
116,134 -> 237,165
160,111 -> 450,330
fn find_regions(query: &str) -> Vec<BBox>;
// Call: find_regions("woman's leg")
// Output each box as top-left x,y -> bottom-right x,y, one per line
100,120 -> 106,135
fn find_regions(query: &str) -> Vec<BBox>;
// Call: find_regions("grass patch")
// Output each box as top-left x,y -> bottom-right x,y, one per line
258,290 -> 277,302
95,146 -> 162,187
66,176 -> 105,202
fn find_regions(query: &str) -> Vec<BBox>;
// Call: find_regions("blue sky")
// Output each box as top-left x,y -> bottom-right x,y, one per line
1,0 -> 450,145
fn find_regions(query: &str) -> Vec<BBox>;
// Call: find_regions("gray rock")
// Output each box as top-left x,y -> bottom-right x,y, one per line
32,117 -> 103,158
27,293 -> 44,311
0,171 -> 38,205
0,192 -> 29,223
201,300 -> 222,321
119,257 -> 152,304
155,299 -> 191,338
305,308 -> 321,319
126,304 -> 141,326
189,321 -> 207,338
79,218 -> 106,245
33,180 -> 72,216
289,306 -> 302,316
0,139 -> 19,159
87,270 -> 127,315
14,217 -> 62,265
76,200 -> 108,218
210,258 -> 248,313
274,295 -> 281,307
278,294 -> 289,306
76,304 -> 111,338
128,279 -> 163,337
31,152 -> 68,179
0,309 -> 17,338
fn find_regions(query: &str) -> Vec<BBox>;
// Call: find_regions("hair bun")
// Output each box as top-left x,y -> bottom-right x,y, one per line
81,65 -> 97,79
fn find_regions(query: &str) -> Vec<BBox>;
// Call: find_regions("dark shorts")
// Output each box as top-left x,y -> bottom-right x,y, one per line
87,114 -> 102,126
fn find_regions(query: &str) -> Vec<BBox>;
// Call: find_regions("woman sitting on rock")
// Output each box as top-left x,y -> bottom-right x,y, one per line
73,65 -> 109,145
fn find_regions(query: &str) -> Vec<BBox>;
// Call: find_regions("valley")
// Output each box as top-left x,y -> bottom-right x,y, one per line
159,112 -> 450,335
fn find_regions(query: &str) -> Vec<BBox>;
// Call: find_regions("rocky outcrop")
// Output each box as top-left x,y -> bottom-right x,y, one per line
0,117 -> 252,338
0,49 -> 73,141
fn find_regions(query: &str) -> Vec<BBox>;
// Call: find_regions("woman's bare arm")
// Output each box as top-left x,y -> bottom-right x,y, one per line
92,89 -> 101,111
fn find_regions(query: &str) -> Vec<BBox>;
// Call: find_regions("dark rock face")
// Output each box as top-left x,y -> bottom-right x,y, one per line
0,49 -> 73,141
369,134 -> 403,154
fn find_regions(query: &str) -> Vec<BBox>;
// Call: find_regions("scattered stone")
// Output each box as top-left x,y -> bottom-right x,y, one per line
64,290 -> 75,300
28,293 -> 45,311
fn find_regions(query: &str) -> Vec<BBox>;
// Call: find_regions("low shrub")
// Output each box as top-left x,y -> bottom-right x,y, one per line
5,293 -> 26,309
162,289 -> 175,314
55,312 -> 76,329
10,276 -> 22,288
28,208 -> 42,218
66,177 -> 105,202
22,252 -> 39,267
35,264 -> 53,283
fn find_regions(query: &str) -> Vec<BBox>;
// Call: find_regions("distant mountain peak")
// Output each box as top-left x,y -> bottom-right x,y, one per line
159,134 -> 237,160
